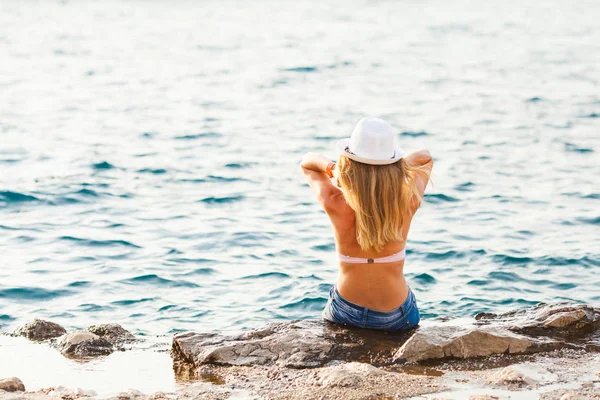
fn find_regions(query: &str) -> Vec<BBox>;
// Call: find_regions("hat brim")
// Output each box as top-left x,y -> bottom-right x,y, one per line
335,138 -> 404,166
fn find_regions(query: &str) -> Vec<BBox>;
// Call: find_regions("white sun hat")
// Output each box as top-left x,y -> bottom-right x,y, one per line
335,117 -> 404,165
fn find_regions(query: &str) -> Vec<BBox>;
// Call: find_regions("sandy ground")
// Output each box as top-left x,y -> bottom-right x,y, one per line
1,349 -> 599,399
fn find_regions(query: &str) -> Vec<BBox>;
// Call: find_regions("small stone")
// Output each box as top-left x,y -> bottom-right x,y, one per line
560,393 -> 588,400
494,366 -> 538,386
0,377 -> 25,392
48,386 -> 97,397
469,396 -> 500,400
87,323 -> 136,344
317,362 -> 387,388
114,389 -> 145,399
56,331 -> 113,357
13,319 -> 66,341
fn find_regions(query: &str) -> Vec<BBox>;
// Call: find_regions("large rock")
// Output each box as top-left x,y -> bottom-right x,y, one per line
173,319 -> 414,371
86,323 -> 136,344
475,303 -> 600,337
392,326 -> 561,363
13,319 -> 66,341
56,331 -> 113,357
173,303 -> 600,373
0,377 -> 25,392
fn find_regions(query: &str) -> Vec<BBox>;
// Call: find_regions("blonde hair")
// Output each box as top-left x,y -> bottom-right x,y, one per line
336,156 -> 428,252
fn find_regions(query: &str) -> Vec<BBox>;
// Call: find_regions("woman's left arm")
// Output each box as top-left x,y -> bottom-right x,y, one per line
300,152 -> 335,177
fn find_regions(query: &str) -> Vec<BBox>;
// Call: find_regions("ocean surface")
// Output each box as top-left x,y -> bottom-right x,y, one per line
1,0 -> 599,341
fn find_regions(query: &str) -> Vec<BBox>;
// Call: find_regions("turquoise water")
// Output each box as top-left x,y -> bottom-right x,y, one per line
1,0 -> 599,337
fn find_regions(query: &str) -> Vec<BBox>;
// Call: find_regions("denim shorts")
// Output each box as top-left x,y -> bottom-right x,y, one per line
322,285 -> 420,332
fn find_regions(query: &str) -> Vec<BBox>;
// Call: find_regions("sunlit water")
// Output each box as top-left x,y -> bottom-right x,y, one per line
1,0 -> 599,391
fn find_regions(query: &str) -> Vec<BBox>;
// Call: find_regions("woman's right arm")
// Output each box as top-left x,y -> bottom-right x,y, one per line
405,149 -> 433,171
405,150 -> 433,211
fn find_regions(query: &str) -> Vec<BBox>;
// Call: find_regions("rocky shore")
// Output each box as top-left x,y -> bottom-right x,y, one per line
1,303 -> 599,399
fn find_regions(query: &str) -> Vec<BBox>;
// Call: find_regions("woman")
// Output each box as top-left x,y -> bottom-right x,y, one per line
300,117 -> 433,332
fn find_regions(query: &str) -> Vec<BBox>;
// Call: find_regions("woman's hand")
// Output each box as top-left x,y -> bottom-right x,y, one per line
405,149 -> 433,168
301,153 -> 334,177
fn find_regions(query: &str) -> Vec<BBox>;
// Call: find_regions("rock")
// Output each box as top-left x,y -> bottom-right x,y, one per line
494,366 -> 538,386
87,323 -> 136,344
392,326 -> 560,363
56,331 -> 113,357
47,386 -> 97,397
13,319 -> 66,341
317,362 -> 387,388
0,377 -> 25,392
173,303 -> 600,373
172,320 -> 415,371
560,393 -> 589,400
114,389 -> 145,399
475,303 -> 600,337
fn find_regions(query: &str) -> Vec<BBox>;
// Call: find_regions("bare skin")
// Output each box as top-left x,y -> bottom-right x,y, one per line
301,150 -> 433,311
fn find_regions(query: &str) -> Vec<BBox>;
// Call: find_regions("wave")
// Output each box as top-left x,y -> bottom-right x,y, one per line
110,297 -> 158,306
0,191 -> 39,203
59,236 -> 141,248
92,161 -> 116,170
0,287 -> 74,301
120,274 -> 199,288
241,272 -> 290,280
424,193 -> 460,203
282,66 -> 318,73
279,297 -> 327,311
199,195 -> 245,204
175,132 -> 222,140
401,131 -> 428,137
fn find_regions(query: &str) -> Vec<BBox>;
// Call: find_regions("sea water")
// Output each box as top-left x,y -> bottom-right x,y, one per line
1,0 -> 599,343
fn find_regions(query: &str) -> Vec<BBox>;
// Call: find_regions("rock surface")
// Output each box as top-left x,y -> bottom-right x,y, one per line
13,319 -> 66,341
173,319 -> 415,371
0,377 -> 25,392
316,362 -> 388,387
173,303 -> 600,371
393,326 -> 559,363
56,331 -> 113,357
46,386 -> 97,398
86,323 -> 136,344
475,303 -> 600,337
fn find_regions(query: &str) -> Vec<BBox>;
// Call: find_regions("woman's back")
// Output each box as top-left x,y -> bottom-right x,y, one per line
326,173 -> 419,311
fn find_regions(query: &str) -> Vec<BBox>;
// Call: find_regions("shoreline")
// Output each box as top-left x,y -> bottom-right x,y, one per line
1,302 -> 599,399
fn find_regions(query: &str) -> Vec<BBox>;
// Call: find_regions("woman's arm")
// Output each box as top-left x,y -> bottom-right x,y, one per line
300,152 -> 336,177
405,150 -> 433,213
300,152 -> 341,213
404,149 -> 433,170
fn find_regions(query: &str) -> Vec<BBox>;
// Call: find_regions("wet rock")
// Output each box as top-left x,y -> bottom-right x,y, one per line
56,331 -> 113,357
0,377 -> 25,392
87,323 -> 136,344
112,389 -> 145,399
174,303 -> 600,372
393,326 -> 560,363
173,320 -> 415,370
560,393 -> 589,400
13,319 -> 66,341
494,365 -> 538,386
317,362 -> 387,387
47,386 -> 97,397
476,303 -> 600,337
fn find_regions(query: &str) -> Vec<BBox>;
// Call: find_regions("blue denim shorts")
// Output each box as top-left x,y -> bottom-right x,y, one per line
322,285 -> 420,332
